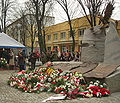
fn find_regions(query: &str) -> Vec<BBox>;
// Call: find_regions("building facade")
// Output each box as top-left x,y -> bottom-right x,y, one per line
45,16 -> 98,53
6,15 -> 120,54
45,17 -> 120,53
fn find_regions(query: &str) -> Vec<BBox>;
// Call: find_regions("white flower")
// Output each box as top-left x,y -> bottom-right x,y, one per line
100,85 -> 103,88
79,74 -> 83,77
96,80 -> 100,84
48,78 -> 52,82
97,92 -> 102,97
71,86 -> 76,89
88,89 -> 92,93
10,81 -> 17,87
60,85 -> 66,88
66,82 -> 71,86
88,84 -> 95,88
86,93 -> 93,98
94,82 -> 99,86
55,78 -> 59,82
90,81 -> 93,84
24,74 -> 28,78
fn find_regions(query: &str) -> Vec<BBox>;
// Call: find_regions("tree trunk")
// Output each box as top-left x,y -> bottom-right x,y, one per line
31,40 -> 34,53
67,13 -> 75,52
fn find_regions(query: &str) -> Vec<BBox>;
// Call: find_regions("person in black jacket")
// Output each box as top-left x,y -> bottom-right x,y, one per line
29,52 -> 38,70
18,49 -> 26,71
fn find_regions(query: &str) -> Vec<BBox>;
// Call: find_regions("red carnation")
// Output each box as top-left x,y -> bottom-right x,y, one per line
51,81 -> 56,84
100,88 -> 110,96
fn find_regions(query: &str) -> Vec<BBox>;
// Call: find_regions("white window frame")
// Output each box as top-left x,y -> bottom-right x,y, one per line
53,33 -> 58,41
60,32 -> 66,39
79,28 -> 85,36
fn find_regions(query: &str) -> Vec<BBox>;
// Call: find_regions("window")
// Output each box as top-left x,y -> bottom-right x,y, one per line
60,32 -> 66,39
79,28 -> 85,36
47,35 -> 51,41
69,30 -> 75,37
53,33 -> 58,40
53,46 -> 58,52
47,47 -> 51,51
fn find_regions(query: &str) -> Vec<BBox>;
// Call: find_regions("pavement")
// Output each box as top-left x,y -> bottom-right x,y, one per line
0,70 -> 120,103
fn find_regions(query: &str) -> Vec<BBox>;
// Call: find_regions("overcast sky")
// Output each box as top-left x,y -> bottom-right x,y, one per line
17,0 -> 120,24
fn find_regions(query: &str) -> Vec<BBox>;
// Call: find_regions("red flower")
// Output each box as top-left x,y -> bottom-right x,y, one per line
58,69 -> 63,73
51,81 -> 56,84
17,70 -> 25,75
36,84 -> 41,87
55,88 -> 64,93
22,78 -> 26,81
15,78 -> 19,80
23,87 -> 28,91
88,86 -> 100,91
37,76 -> 44,80
60,91 -> 67,94
100,88 -> 110,96
72,88 -> 80,95
63,76 -> 68,79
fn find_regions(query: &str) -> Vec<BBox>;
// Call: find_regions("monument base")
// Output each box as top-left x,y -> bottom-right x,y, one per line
105,66 -> 120,93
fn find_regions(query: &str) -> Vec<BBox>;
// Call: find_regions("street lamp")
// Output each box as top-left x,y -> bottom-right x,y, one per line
17,24 -> 21,42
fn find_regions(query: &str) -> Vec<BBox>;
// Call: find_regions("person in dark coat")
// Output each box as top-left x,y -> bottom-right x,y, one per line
2,49 -> 11,64
18,49 -> 26,71
29,52 -> 38,70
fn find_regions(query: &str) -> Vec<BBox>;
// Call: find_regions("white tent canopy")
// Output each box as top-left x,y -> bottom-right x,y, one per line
0,32 -> 25,48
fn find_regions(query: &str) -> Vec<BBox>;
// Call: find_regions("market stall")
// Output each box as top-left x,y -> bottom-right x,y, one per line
0,32 -> 25,70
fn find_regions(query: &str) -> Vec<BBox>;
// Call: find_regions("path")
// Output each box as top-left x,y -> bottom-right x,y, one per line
0,70 -> 120,103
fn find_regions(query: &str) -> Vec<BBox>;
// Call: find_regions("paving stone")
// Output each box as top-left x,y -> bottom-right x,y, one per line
0,70 -> 120,103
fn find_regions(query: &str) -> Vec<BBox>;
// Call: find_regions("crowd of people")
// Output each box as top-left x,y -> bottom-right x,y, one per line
28,50 -> 40,70
36,50 -> 81,63
0,48 -> 81,71
0,48 -> 40,71
58,51 -> 80,61
0,48 -> 27,71
0,48 -> 15,69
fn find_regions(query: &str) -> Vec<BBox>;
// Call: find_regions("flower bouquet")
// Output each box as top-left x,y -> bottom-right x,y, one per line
8,67 -> 110,100
0,58 -> 8,69
78,80 -> 110,98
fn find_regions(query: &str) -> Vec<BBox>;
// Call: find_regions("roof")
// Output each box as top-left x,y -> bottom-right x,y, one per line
0,32 -> 25,48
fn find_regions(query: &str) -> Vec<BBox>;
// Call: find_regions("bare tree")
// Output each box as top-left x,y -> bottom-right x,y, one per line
0,0 -> 15,33
55,0 -> 78,52
11,6 -> 28,45
25,2 -> 37,53
76,0 -> 114,28
28,0 -> 54,63
18,8 -> 27,46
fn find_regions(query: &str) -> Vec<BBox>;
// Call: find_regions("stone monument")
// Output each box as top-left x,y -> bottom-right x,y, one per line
81,25 -> 105,63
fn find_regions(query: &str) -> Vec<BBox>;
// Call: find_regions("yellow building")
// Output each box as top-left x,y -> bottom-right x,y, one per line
45,16 -> 120,53
45,16 -> 101,52
6,15 -> 120,53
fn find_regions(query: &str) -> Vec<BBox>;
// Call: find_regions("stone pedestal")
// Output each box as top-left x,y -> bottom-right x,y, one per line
105,66 -> 120,93
104,21 -> 120,64
103,21 -> 120,93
